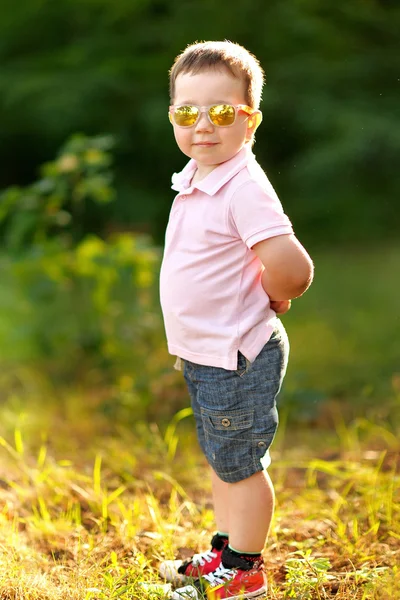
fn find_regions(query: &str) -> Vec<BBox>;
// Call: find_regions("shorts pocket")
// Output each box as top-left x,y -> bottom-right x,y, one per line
200,408 -> 254,480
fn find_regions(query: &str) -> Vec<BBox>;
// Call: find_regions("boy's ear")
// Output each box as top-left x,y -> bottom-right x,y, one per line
246,110 -> 262,141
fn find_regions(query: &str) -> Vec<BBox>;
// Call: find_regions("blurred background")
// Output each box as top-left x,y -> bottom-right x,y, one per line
0,0 -> 399,443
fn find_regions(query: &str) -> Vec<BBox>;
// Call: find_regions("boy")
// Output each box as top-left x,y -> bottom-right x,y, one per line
159,41 -> 314,599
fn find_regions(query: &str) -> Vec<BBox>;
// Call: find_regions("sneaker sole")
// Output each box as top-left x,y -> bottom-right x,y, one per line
220,589 -> 267,600
171,585 -> 267,600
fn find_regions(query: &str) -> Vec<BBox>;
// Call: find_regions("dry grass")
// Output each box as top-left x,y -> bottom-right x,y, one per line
0,394 -> 399,600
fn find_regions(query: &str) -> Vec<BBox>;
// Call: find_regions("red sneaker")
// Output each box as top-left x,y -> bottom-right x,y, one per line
159,534 -> 228,583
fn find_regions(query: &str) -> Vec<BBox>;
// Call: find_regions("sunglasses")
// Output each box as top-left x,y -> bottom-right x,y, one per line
169,104 -> 255,128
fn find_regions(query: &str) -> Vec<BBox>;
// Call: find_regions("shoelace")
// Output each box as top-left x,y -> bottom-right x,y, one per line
203,565 -> 235,584
191,549 -> 218,567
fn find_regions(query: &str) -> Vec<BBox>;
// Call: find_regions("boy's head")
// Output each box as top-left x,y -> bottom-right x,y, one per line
168,41 -> 265,178
169,40 -> 265,110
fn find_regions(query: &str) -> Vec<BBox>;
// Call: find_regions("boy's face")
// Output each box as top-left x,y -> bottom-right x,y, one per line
171,68 -> 260,178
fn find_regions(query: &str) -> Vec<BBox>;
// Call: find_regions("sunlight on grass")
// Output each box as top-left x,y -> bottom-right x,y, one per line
0,403 -> 399,600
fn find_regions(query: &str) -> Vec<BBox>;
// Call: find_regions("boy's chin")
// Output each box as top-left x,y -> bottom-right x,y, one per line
191,149 -> 240,164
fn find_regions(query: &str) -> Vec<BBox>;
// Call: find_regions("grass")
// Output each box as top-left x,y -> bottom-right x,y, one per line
0,388 -> 399,600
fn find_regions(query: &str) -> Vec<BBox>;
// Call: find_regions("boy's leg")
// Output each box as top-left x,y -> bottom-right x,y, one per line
172,326 -> 288,598
227,469 -> 274,552
212,468 -> 274,552
211,468 -> 274,550
211,469 -> 230,535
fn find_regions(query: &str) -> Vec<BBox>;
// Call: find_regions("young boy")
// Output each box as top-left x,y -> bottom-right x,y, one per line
158,41 -> 314,599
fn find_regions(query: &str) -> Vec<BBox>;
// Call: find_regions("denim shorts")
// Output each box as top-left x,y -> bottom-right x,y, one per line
182,319 -> 290,483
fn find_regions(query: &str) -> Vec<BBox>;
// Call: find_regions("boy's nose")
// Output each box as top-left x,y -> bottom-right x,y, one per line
195,111 -> 214,132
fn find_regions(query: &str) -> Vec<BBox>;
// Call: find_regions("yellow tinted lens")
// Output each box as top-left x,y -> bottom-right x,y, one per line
173,106 -> 199,127
209,104 -> 236,127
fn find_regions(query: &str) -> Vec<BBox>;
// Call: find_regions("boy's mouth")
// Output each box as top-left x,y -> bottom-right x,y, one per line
193,142 -> 218,146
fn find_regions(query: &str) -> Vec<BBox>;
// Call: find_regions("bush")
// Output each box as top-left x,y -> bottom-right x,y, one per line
0,133 -> 115,251
0,134 -> 186,421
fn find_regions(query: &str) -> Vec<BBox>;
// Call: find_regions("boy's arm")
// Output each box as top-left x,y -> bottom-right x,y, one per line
252,234 -> 314,301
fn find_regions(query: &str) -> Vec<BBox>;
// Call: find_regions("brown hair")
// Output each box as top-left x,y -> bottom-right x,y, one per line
169,40 -> 265,109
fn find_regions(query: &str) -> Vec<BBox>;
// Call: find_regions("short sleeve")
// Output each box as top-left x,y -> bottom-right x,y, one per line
228,179 -> 293,248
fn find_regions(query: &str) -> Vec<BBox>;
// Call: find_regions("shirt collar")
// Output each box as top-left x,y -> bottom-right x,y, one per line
171,144 -> 255,196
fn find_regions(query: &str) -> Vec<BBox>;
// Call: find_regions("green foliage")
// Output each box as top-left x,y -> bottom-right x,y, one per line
0,232 -> 173,417
284,550 -> 332,599
0,0 -> 398,243
0,133 -> 183,420
0,134 -> 115,251
282,244 -> 400,419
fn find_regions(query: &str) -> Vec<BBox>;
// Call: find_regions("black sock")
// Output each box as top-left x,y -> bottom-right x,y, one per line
221,545 -> 262,570
211,532 -> 229,550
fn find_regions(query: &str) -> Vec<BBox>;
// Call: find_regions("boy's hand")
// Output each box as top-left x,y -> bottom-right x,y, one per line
270,299 -> 291,314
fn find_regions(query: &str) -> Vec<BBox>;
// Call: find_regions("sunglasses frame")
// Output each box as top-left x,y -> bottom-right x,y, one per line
168,103 -> 255,128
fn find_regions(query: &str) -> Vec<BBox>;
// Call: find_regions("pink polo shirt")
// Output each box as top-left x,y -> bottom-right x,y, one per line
159,144 -> 293,370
